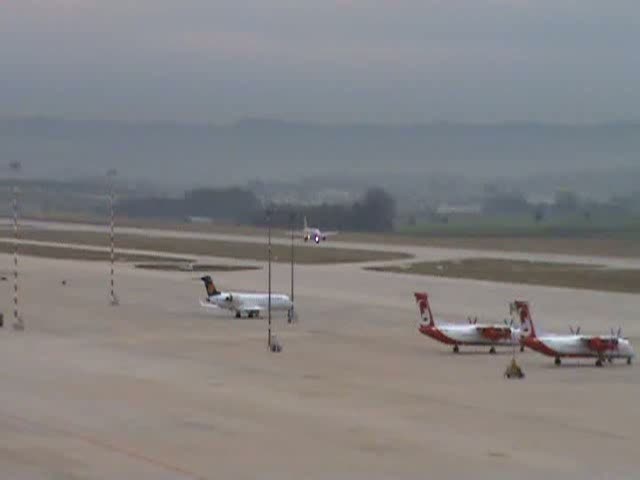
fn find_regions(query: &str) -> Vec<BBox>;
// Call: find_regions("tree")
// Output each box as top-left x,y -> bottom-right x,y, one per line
118,187 -> 262,222
482,191 -> 531,215
354,187 -> 396,232
554,189 -> 580,213
184,187 -> 261,222
261,187 -> 398,232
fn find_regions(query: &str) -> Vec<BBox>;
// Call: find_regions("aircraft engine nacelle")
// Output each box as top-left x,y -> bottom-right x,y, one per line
588,337 -> 618,352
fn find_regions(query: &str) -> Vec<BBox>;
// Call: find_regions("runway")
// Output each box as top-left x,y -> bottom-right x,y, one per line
0,227 -> 639,479
11,218 -> 640,268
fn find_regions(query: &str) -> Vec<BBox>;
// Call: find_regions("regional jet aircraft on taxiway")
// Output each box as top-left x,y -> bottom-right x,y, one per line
200,276 -> 295,321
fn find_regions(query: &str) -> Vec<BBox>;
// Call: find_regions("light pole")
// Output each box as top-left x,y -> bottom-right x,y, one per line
266,207 -> 272,348
10,161 -> 23,330
289,210 -> 295,324
107,169 -> 119,306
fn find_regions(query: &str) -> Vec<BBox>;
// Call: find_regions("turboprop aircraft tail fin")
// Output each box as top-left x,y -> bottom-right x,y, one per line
414,292 -> 435,326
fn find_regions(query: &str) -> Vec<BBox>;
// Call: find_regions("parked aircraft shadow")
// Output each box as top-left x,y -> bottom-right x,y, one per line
541,361 -> 633,369
196,312 -> 265,321
436,350 -> 517,357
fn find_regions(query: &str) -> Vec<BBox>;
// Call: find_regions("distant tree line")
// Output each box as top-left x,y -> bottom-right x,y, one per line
117,187 -> 261,224
118,186 -> 397,232
258,187 -> 396,232
481,188 -> 634,223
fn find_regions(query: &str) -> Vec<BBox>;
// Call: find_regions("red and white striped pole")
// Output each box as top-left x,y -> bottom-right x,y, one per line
107,169 -> 119,306
12,185 -> 23,330
8,161 -> 23,330
267,207 -> 272,348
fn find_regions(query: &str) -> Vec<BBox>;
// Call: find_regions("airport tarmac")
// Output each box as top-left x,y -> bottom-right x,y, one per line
1,239 -> 639,479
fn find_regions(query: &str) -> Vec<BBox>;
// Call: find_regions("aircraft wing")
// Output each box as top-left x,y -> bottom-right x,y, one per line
241,305 -> 264,313
321,231 -> 338,237
200,300 -> 220,310
475,326 -> 513,341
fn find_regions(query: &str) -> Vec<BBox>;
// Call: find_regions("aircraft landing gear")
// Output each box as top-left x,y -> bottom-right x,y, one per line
607,357 -> 614,363
595,358 -> 604,367
554,357 -> 561,366
235,311 -> 241,318
520,345 -> 525,352
628,357 -> 632,365
489,346 -> 497,354
453,344 -> 460,353
248,311 -> 254,318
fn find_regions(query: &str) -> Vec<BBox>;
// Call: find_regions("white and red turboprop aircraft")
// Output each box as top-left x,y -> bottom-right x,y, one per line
414,292 -> 523,354
514,300 -> 635,367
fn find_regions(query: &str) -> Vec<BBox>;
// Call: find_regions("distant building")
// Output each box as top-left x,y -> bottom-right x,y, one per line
185,216 -> 213,223
435,203 -> 482,215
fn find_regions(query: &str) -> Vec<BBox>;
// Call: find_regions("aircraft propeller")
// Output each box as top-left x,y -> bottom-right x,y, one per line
610,327 -> 622,345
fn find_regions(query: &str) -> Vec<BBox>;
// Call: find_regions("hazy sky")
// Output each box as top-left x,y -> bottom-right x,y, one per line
2,1 -> 639,124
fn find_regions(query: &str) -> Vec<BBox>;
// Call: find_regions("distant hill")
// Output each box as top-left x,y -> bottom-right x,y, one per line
1,116 -> 639,190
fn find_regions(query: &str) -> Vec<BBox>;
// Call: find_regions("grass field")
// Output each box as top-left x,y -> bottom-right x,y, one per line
335,232 -> 640,258
0,242 -> 193,264
366,258 -> 640,294
0,229 -> 411,264
397,214 -> 640,238
23,213 -> 268,237
342,214 -> 640,258
135,263 -> 260,272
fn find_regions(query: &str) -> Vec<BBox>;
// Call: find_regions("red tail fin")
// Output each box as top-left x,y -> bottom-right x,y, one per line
414,292 -> 435,326
513,300 -> 535,337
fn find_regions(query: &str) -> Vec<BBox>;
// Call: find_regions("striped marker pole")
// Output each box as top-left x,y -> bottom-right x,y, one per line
12,186 -> 23,330
267,208 -> 272,348
108,170 -> 119,306
289,211 -> 295,324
